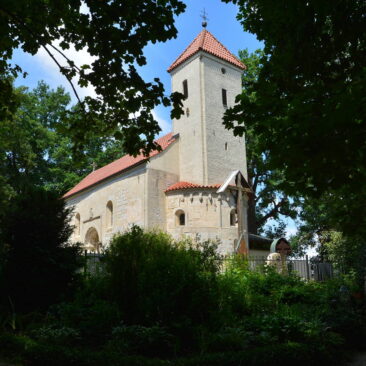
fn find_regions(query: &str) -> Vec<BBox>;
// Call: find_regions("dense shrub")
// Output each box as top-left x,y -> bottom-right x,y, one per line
0,187 -> 83,313
107,324 -> 176,357
217,255 -> 366,352
44,276 -> 120,347
1,227 -> 364,365
0,332 -> 36,362
104,226 -> 221,326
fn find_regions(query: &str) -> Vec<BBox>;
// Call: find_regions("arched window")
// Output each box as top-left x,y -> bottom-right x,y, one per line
106,201 -> 113,228
175,209 -> 185,226
75,213 -> 80,236
85,227 -> 100,253
230,209 -> 237,226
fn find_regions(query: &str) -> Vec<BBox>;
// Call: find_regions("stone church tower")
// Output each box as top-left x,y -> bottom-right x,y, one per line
63,29 -> 264,256
169,29 -> 248,185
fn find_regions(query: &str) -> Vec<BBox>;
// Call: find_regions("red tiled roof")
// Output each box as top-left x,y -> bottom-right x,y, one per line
63,133 -> 176,199
165,181 -> 222,193
168,29 -> 246,72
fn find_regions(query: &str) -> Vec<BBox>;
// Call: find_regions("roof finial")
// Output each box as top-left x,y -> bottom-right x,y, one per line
200,8 -> 208,28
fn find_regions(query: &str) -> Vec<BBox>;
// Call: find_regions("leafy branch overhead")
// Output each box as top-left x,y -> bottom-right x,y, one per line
239,49 -> 300,237
0,0 -> 186,156
223,0 -> 366,236
0,81 -> 128,211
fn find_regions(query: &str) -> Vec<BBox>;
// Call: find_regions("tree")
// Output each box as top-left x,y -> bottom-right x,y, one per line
0,81 -> 127,223
288,192 -> 366,281
239,49 -> 300,237
0,0 -> 185,156
0,81 -> 129,312
223,0 -> 366,237
0,187 -> 83,313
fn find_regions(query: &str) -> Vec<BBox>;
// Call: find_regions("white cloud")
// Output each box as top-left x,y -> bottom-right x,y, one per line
153,110 -> 172,137
28,2 -> 96,100
34,41 -> 97,100
286,226 -> 298,237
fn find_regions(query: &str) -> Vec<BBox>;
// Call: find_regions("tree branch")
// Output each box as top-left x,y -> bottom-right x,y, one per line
40,45 -> 82,105
48,43 -> 82,73
1,6 -> 83,105
252,172 -> 260,194
256,197 -> 286,227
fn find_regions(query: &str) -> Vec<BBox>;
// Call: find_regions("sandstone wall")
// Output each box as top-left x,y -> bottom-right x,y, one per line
66,164 -> 147,249
171,54 -> 205,184
146,141 -> 180,230
171,51 -> 247,186
202,54 -> 248,183
165,188 -> 249,255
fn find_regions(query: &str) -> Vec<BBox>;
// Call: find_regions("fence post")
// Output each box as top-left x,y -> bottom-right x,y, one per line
84,250 -> 87,276
305,255 -> 310,281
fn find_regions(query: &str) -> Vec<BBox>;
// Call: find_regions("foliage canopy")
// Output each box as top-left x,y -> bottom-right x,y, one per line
0,0 -> 186,156
239,49 -> 300,237
0,187 -> 82,313
0,82 -> 127,222
223,0 -> 366,235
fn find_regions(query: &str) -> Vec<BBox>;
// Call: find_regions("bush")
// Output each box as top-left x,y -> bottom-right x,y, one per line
2,228 -> 364,365
0,187 -> 83,313
104,226 -> 221,326
32,325 -> 80,345
0,332 -> 36,361
48,292 -> 120,347
108,324 -> 176,357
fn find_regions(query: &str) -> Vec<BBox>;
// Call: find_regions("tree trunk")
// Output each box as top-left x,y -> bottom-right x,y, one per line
247,196 -> 258,235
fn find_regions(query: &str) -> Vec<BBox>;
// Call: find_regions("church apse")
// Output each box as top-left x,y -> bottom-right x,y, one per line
165,187 -> 242,254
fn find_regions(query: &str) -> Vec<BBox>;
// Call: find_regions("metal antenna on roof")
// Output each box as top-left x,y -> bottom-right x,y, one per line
200,8 -> 208,28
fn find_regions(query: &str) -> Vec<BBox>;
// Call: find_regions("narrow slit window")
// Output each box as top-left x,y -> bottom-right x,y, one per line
75,213 -> 80,236
106,201 -> 113,228
225,142 -> 228,151
230,209 -> 237,226
222,88 -> 227,106
176,209 -> 186,226
183,79 -> 188,99
179,213 -> 185,226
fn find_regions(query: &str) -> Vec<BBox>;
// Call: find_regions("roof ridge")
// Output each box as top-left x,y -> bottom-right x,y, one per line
168,29 -> 245,72
86,132 -> 172,176
165,181 -> 222,193
167,32 -> 203,72
204,30 -> 245,67
199,29 -> 206,49
63,132 -> 176,199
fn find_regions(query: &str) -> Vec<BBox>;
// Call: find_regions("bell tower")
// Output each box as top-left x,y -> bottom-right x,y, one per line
168,29 -> 248,185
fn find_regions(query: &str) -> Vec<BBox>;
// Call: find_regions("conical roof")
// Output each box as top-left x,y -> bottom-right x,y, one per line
168,29 -> 246,72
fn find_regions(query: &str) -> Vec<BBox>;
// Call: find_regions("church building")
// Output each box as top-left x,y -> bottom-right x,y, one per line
64,29 -> 262,255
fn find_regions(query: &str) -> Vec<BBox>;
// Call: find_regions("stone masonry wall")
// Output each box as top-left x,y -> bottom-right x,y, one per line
66,165 -> 147,248
203,54 -> 248,184
146,142 -> 180,230
165,188 -> 249,255
171,54 -> 205,184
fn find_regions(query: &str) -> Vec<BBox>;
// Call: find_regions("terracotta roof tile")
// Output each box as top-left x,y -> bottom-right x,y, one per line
165,181 -> 222,193
168,29 -> 246,72
63,133 -> 176,199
